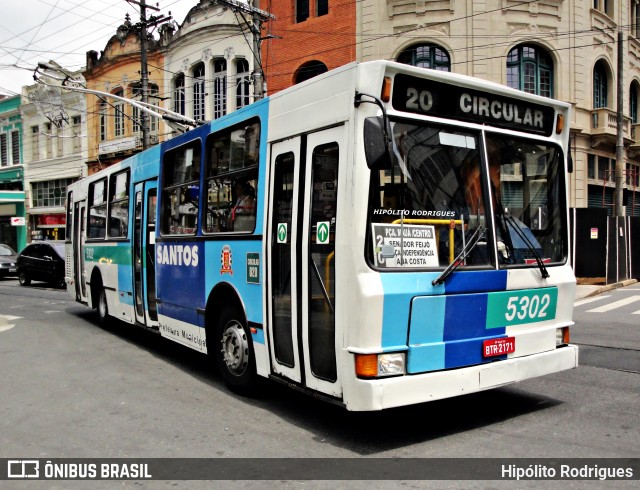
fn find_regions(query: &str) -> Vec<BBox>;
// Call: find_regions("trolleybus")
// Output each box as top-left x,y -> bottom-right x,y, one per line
66,60 -> 578,411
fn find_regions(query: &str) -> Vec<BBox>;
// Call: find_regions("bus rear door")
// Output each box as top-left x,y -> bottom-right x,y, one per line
73,199 -> 88,303
133,182 -> 158,327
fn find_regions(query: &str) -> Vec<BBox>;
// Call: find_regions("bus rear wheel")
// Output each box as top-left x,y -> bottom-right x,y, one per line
97,288 -> 109,324
215,306 -> 256,391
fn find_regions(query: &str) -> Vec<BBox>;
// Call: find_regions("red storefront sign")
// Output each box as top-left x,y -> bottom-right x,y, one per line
37,214 -> 66,226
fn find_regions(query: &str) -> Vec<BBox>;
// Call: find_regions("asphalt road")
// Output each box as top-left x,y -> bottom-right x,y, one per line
0,278 -> 638,488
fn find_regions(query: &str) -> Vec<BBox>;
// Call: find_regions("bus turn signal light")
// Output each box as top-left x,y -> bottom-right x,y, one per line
355,354 -> 378,378
556,114 -> 565,134
355,352 -> 406,378
381,77 -> 392,102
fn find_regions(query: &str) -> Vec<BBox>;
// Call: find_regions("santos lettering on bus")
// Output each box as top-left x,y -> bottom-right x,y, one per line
156,244 -> 199,267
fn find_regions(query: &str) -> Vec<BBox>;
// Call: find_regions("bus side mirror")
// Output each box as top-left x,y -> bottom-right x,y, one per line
363,117 -> 393,170
568,154 -> 573,173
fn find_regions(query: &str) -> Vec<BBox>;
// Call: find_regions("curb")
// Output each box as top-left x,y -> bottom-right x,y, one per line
582,279 -> 639,298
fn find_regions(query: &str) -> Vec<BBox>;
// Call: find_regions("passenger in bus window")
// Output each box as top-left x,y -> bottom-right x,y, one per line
231,180 -> 256,231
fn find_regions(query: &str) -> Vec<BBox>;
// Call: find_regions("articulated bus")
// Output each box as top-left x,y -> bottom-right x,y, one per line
66,60 -> 578,411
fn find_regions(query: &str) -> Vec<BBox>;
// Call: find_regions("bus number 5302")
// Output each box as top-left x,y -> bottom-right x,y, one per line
505,293 -> 551,322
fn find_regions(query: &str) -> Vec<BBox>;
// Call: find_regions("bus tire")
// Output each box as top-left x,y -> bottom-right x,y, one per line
97,287 -> 109,324
215,305 -> 256,392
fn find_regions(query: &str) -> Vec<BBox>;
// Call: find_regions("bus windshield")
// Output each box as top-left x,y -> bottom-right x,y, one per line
367,119 -> 566,270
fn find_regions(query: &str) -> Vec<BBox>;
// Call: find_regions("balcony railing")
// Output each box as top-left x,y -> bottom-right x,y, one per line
591,108 -> 630,137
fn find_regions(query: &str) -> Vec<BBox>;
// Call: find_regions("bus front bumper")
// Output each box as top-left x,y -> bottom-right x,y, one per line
344,344 -> 578,411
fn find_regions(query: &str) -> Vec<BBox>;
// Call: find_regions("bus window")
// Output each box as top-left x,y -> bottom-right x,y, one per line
108,170 -> 129,238
204,119 -> 260,233
487,134 -> 565,265
367,121 -> 489,269
88,178 -> 107,239
161,141 -> 201,235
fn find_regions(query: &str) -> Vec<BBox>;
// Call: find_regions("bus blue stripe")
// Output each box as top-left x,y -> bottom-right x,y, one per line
382,270 -> 509,372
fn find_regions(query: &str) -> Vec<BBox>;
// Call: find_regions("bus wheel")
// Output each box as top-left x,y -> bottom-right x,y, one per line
97,288 -> 109,324
216,306 -> 256,391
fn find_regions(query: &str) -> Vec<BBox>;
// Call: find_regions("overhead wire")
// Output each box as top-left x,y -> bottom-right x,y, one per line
1,0 -> 635,169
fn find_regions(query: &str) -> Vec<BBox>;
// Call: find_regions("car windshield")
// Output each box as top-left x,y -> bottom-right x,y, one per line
50,243 -> 65,259
366,119 -> 566,270
0,244 -> 16,256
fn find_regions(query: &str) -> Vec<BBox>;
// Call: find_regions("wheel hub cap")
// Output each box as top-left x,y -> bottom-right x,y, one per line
221,322 -> 248,376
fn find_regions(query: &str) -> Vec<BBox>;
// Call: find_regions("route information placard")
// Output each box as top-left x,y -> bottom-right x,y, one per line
371,223 -> 438,268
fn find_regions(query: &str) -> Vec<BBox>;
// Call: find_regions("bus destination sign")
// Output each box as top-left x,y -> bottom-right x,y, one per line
392,74 -> 556,136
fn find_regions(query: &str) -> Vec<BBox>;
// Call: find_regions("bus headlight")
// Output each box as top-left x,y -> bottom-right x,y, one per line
355,353 -> 406,378
556,327 -> 570,346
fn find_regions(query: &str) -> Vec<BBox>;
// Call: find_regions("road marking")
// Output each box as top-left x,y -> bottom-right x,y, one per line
574,295 -> 611,307
0,315 -> 21,321
0,314 -> 22,332
587,295 -> 640,313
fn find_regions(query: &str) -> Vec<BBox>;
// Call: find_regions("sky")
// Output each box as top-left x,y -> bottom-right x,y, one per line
0,0 -> 197,97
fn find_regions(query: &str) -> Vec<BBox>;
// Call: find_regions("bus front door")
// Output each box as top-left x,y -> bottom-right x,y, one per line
268,127 -> 343,398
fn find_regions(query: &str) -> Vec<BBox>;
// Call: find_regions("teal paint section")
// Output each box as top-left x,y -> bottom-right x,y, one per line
117,244 -> 134,306
485,287 -> 558,329
84,244 -> 132,265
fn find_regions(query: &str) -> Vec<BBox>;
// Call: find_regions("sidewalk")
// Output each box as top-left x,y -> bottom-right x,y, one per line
574,279 -> 639,300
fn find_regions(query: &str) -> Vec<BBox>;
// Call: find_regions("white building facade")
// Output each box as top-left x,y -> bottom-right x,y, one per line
20,75 -> 88,241
358,0 -> 640,213
164,1 -> 256,127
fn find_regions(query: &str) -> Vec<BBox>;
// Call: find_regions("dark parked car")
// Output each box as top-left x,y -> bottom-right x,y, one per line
0,243 -> 18,278
17,241 -> 66,288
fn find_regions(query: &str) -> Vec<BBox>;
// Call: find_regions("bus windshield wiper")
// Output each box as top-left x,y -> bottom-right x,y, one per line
502,213 -> 550,279
432,226 -> 485,286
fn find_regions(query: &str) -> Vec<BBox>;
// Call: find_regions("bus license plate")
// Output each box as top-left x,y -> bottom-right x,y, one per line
483,337 -> 515,357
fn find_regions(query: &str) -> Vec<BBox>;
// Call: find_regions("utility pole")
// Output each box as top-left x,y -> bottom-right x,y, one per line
615,28 -> 625,216
127,0 -> 169,149
216,0 -> 275,101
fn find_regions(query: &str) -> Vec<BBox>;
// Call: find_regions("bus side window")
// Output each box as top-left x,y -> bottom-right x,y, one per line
108,170 -> 129,239
88,178 -> 107,239
204,118 -> 260,233
161,141 -> 201,235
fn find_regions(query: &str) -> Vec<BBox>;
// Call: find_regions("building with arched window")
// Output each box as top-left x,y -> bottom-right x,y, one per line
349,0 -> 640,215
20,73 -> 87,243
164,2 -> 255,127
